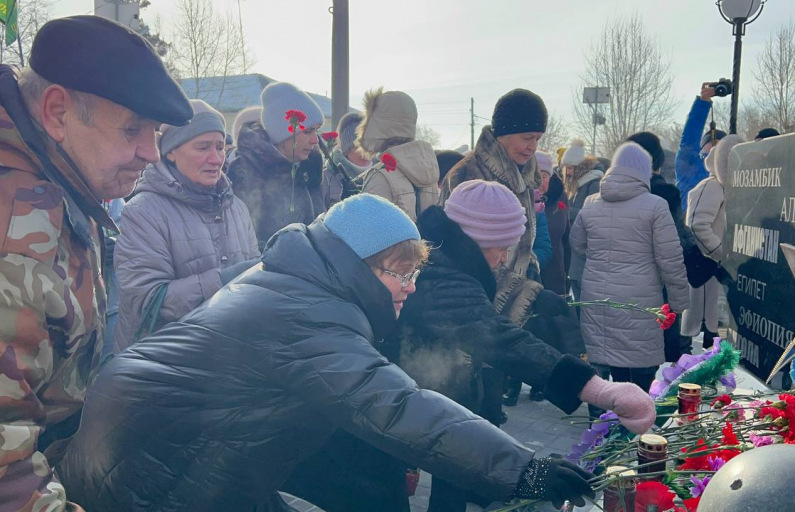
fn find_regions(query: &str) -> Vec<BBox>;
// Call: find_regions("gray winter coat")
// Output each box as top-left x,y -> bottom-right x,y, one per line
570,164 -> 689,368
113,161 -> 259,353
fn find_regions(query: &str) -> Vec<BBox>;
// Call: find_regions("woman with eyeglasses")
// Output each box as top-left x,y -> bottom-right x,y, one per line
62,193 -> 631,512
385,180 -> 657,512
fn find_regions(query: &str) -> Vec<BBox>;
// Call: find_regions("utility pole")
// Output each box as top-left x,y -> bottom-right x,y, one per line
237,0 -> 246,71
331,0 -> 350,128
470,97 -> 475,151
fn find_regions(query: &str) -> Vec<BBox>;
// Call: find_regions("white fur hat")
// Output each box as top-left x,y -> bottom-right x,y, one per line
535,151 -> 554,173
561,138 -> 587,166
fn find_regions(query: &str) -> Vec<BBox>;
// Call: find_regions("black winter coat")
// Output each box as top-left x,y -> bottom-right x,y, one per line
58,220 -> 536,511
650,173 -> 718,289
385,206 -> 595,414
227,123 -> 325,250
540,173 -> 571,295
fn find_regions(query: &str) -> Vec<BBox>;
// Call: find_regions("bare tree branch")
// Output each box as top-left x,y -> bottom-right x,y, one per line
572,15 -> 678,157
416,124 -> 441,148
753,21 -> 795,132
539,112 -> 570,153
0,0 -> 50,65
170,0 -> 254,109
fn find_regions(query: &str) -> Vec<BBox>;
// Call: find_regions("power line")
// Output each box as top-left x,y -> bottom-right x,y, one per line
86,1 -> 115,15
416,100 -> 470,107
418,110 -> 470,115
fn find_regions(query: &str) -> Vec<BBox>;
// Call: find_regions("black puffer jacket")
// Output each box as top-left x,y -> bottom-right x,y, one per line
384,206 -> 595,414
227,123 -> 325,250
58,219 -> 535,511
650,173 -> 718,289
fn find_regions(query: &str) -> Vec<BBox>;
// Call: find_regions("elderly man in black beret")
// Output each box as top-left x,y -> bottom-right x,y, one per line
0,15 -> 191,511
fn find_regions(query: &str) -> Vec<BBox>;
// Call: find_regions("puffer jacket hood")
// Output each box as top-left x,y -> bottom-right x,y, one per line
60,218 -> 536,511
135,160 -> 235,212
359,139 -> 440,221
600,164 -> 650,203
387,140 -> 440,187
356,87 -> 418,153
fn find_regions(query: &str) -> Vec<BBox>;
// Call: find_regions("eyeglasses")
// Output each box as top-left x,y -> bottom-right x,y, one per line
376,267 -> 421,287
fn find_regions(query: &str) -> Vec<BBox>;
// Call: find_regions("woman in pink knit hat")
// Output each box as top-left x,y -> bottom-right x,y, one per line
384,179 -> 656,512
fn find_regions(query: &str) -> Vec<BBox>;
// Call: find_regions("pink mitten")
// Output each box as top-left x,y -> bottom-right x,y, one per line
578,376 -> 656,434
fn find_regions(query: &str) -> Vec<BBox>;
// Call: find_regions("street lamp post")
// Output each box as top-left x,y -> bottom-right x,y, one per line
716,0 -> 765,135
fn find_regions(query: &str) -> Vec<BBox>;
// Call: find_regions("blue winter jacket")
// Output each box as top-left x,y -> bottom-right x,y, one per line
675,97 -> 712,212
533,211 -> 553,270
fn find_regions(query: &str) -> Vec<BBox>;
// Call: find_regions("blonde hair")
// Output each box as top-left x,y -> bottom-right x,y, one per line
364,238 -> 430,270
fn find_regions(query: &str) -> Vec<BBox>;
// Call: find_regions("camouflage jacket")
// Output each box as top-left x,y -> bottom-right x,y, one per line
0,75 -> 112,511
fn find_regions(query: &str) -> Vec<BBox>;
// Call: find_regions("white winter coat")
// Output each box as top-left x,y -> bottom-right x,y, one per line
681,148 -> 727,335
570,164 -> 690,368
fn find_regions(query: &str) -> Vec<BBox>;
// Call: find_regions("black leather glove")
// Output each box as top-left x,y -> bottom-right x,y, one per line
220,258 -> 260,285
513,457 -> 595,508
714,264 -> 735,288
532,290 -> 569,317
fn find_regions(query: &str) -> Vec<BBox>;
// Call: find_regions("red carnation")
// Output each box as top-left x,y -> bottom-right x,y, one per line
679,440 -> 712,470
557,200 -> 567,210
635,481 -> 677,512
711,394 -> 732,409
285,109 -> 307,123
381,153 -> 397,172
683,497 -> 701,511
721,422 -> 739,446
657,311 -> 677,330
661,303 -> 671,315
322,131 -> 339,142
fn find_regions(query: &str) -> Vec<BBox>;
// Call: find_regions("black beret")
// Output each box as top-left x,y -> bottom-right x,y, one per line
755,127 -> 780,140
492,88 -> 547,138
30,15 -> 192,126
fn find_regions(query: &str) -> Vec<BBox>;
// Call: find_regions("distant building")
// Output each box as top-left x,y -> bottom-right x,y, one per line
179,74 -> 357,132
94,0 -> 141,31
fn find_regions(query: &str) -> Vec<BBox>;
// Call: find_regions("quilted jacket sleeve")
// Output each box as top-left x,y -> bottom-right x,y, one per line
686,179 -> 724,261
652,202 -> 690,312
274,302 -> 536,501
115,201 -> 222,329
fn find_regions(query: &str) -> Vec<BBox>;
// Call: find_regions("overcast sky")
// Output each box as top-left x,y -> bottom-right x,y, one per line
60,1 -> 794,150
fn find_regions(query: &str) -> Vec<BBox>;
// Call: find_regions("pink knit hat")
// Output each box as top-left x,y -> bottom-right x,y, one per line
444,180 -> 526,248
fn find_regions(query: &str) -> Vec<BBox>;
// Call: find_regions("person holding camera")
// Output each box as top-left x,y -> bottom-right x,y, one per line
674,81 -> 729,212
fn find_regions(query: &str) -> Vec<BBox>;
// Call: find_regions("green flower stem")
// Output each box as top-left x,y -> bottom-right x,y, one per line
591,470 -> 717,491
290,129 -> 297,213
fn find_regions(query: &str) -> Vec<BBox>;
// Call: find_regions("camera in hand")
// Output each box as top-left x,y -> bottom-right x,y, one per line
708,78 -> 733,97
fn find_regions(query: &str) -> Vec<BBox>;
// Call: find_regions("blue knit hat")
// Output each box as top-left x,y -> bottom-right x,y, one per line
324,194 -> 420,260
260,82 -> 324,145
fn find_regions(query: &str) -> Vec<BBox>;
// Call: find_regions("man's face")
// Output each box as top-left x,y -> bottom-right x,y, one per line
497,132 -> 543,166
61,96 -> 160,199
